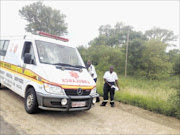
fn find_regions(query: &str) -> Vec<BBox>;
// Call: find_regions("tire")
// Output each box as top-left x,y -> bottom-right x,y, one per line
0,83 -> 3,89
24,87 -> 38,114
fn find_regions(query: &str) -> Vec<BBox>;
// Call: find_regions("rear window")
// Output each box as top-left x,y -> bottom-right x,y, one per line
0,40 -> 10,56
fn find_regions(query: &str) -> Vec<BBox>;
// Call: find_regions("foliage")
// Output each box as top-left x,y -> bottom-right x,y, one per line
89,22 -> 145,47
173,57 -> 180,75
96,75 -> 180,118
78,45 -> 125,74
124,39 -> 146,76
167,49 -> 180,75
79,39 -> 172,80
139,40 -> 170,79
145,27 -> 177,46
87,22 -> 178,80
19,1 -> 67,35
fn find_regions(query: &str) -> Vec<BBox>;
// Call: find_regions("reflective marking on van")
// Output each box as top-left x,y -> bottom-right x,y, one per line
0,66 -> 43,85
0,61 -> 95,90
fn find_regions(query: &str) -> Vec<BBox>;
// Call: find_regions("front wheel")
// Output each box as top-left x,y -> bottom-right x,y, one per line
25,87 -> 38,114
0,83 -> 3,89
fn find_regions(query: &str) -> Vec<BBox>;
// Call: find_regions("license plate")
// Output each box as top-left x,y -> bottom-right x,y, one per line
71,101 -> 86,107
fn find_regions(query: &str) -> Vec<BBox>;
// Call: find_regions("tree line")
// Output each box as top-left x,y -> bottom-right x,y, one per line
78,22 -> 179,80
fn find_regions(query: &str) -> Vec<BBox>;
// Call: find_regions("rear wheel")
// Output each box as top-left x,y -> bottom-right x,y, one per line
25,87 -> 38,114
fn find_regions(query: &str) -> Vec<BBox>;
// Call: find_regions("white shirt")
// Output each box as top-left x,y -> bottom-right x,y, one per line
88,64 -> 97,79
103,71 -> 118,82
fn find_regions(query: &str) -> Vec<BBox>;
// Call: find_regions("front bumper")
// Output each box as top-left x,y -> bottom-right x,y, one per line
36,92 -> 99,111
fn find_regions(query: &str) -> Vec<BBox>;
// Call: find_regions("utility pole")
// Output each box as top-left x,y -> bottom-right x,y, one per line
125,29 -> 129,78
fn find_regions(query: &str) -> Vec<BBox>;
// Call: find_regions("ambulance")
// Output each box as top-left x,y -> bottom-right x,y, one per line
0,32 -> 99,114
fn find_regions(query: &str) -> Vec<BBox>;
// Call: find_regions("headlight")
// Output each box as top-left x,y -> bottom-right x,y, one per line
90,87 -> 97,96
44,83 -> 65,95
61,98 -> 68,105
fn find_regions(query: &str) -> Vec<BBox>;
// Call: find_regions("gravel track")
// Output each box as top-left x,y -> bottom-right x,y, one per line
0,88 -> 180,135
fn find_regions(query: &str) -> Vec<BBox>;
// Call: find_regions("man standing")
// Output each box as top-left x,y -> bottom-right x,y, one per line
87,60 -> 100,102
100,66 -> 120,107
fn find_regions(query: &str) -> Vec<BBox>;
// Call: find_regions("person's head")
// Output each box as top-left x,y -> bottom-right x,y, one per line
109,66 -> 114,73
87,60 -> 92,67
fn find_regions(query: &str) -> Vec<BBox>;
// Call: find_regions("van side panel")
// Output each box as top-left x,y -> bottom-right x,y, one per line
0,60 -> 45,97
0,39 -> 43,97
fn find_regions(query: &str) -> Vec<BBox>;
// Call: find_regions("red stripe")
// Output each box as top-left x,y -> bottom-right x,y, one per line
38,31 -> 69,42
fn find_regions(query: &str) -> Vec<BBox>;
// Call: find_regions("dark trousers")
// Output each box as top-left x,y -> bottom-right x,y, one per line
103,82 -> 115,103
94,78 -> 100,102
94,78 -> 97,83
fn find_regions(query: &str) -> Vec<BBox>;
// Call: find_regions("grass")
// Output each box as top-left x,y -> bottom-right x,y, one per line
96,74 -> 179,118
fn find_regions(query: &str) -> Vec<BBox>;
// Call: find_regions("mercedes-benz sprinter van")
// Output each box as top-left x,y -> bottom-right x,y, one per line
0,32 -> 99,114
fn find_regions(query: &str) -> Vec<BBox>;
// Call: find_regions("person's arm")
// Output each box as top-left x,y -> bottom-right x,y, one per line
114,72 -> 120,90
115,80 -> 120,90
104,79 -> 112,87
91,65 -> 95,78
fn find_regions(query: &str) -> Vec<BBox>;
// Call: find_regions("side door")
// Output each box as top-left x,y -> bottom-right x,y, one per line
17,41 -> 37,97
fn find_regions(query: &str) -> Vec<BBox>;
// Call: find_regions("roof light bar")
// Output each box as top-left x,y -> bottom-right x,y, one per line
36,31 -> 69,42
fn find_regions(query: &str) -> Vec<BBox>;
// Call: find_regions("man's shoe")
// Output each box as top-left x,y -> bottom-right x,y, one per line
96,97 -> 100,103
100,102 -> 107,106
111,103 -> 115,107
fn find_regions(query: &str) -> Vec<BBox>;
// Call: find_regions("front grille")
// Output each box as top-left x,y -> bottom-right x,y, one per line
64,89 -> 90,96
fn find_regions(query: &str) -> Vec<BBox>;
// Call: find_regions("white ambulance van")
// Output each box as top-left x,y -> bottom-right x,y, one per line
0,32 -> 99,114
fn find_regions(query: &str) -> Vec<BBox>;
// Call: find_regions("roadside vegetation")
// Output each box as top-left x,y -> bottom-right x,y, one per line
78,23 -> 180,119
96,74 -> 179,118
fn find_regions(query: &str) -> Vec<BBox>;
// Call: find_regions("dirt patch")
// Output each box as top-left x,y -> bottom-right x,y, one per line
0,114 -> 27,135
0,88 -> 180,134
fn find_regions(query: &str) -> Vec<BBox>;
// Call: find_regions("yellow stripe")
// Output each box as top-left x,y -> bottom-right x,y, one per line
61,85 -> 94,90
0,61 -> 95,90
0,66 -> 43,85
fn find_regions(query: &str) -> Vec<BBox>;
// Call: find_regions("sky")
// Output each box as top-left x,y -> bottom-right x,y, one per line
1,1 -> 179,50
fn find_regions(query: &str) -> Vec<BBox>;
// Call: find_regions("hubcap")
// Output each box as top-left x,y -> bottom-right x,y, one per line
27,94 -> 33,109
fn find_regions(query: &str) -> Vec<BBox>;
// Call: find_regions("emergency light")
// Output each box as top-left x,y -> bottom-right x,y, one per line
36,31 -> 69,42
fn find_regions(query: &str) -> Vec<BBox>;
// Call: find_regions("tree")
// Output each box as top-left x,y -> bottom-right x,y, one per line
90,22 -> 144,47
78,45 -> 125,74
167,49 -> 180,63
126,39 -> 146,76
168,49 -> 180,75
172,56 -> 180,75
19,1 -> 67,35
145,27 -> 177,45
141,40 -> 171,79
98,24 -> 112,36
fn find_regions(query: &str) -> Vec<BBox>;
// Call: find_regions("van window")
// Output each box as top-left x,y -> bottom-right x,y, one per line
35,40 -> 84,67
0,40 -> 5,49
22,42 -> 36,64
0,40 -> 10,56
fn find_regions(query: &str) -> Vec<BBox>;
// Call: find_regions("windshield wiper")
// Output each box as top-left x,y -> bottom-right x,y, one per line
74,65 -> 86,68
53,63 -> 74,67
53,63 -> 85,69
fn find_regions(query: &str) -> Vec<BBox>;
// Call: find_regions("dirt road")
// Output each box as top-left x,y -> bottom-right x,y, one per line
0,88 -> 180,135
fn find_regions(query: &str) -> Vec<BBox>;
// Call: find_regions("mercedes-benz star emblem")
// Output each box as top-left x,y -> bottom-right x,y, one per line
77,88 -> 83,95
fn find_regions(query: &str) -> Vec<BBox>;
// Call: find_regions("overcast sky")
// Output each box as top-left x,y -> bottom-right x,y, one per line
1,1 -> 179,49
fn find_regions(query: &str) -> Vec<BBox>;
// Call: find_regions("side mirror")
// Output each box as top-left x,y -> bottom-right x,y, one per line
24,53 -> 32,64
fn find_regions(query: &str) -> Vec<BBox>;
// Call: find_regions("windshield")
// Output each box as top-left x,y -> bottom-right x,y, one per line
35,40 -> 85,67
